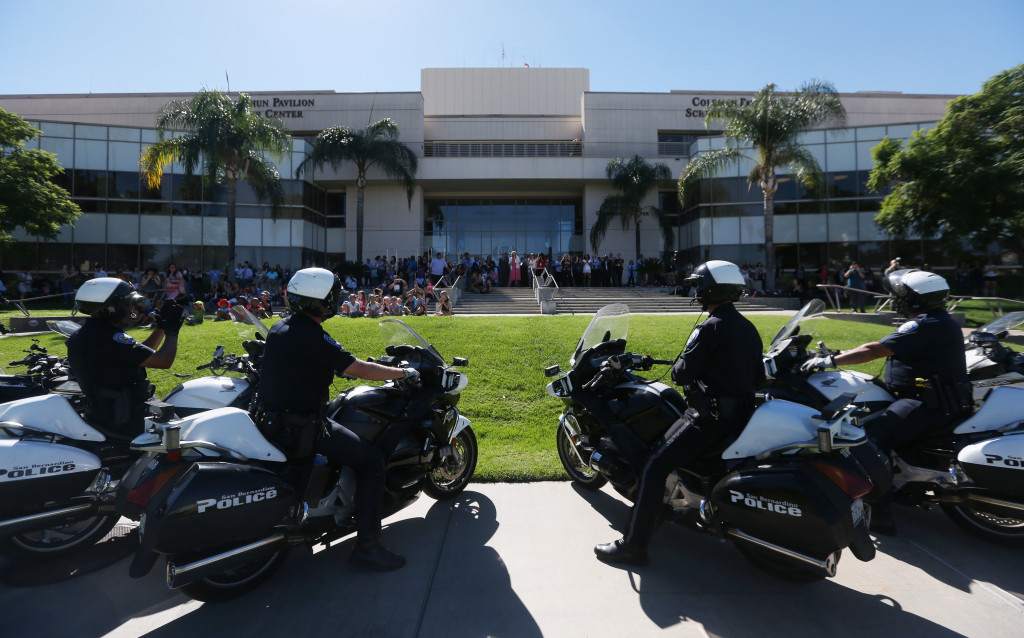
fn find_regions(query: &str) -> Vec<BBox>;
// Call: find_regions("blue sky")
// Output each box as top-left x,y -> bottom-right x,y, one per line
2,0 -> 1021,97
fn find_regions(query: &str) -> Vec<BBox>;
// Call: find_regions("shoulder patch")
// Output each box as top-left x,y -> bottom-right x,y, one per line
324,333 -> 341,348
897,320 -> 919,334
685,326 -> 701,348
113,332 -> 136,345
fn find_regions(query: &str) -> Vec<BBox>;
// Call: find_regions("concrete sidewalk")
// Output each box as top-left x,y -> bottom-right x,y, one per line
2,482 -> 1023,637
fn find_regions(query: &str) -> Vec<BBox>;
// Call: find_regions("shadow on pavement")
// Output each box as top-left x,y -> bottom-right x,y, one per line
132,491 -> 539,638
573,480 -> 974,637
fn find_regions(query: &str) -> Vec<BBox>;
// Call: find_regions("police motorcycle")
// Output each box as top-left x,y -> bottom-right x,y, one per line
116,318 -> 475,601
964,311 -> 1024,401
764,300 -> 1024,544
0,334 -> 79,404
0,307 -> 267,561
544,303 -> 877,582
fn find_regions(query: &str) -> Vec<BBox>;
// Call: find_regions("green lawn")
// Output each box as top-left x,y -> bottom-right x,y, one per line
0,313 -> 891,482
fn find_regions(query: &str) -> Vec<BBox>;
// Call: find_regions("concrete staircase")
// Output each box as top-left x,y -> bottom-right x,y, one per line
450,286 -> 784,315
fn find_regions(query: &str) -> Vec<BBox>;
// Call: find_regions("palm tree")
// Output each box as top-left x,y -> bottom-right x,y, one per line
590,155 -> 674,259
295,118 -> 418,263
140,90 -> 290,268
678,80 -> 846,290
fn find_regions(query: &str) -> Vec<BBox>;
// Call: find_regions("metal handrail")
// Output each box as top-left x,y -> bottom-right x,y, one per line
946,295 -> 1024,318
814,284 -> 890,313
532,268 -> 564,314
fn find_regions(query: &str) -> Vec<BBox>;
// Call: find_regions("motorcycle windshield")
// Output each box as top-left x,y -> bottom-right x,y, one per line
571,304 -> 629,366
977,311 -> 1024,335
770,299 -> 826,349
47,319 -> 82,337
379,319 -> 444,361
229,305 -> 271,341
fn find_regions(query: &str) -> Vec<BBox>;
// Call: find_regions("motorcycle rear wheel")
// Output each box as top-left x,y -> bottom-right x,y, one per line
940,504 -> 1024,544
733,541 -> 836,583
177,547 -> 291,602
0,514 -> 119,561
423,427 -> 478,500
556,426 -> 607,489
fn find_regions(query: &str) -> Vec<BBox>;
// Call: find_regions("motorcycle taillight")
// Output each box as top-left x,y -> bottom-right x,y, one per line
125,461 -> 186,507
812,460 -> 873,500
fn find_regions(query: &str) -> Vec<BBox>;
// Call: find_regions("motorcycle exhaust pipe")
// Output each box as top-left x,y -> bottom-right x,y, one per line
964,493 -> 1024,516
0,502 -> 97,536
727,528 -> 839,577
166,533 -> 286,589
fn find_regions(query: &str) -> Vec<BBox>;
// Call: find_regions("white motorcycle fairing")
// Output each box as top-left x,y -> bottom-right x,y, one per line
163,376 -> 251,411
953,386 -> 1024,435
722,399 -> 864,460
807,370 -> 895,405
0,438 -> 103,484
173,407 -> 287,463
0,394 -> 106,442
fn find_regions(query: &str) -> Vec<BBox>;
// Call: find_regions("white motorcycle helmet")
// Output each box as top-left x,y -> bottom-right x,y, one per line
683,260 -> 746,309
884,269 -> 949,317
286,267 -> 341,319
75,277 -> 147,323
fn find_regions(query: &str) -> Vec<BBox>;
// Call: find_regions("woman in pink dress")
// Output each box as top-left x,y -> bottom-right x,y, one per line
509,251 -> 522,287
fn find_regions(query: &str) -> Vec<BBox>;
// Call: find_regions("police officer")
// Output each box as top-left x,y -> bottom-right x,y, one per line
257,267 -> 419,571
595,260 -> 765,565
802,268 -> 970,534
67,278 -> 184,437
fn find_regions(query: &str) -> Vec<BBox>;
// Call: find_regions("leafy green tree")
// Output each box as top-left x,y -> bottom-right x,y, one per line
0,108 -> 80,243
141,90 -> 290,267
295,118 -> 418,263
590,155 -> 673,258
868,64 -> 1024,261
678,81 -> 846,289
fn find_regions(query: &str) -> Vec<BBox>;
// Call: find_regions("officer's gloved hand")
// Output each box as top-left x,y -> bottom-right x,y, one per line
402,368 -> 421,384
156,300 -> 185,336
800,354 -> 835,373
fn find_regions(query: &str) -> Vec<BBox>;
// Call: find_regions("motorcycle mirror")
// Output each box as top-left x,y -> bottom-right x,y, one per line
452,357 -> 469,367
545,365 -> 561,377
214,345 -> 225,359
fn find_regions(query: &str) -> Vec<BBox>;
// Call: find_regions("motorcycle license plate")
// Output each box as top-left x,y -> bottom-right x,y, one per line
851,498 -> 864,527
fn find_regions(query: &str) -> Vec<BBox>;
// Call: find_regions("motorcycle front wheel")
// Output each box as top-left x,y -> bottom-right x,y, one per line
423,427 -> 478,499
940,503 -> 1024,544
177,547 -> 291,602
556,425 -> 607,489
0,514 -> 120,561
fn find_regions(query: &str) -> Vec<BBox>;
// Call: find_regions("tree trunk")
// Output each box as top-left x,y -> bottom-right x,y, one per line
634,212 -> 642,265
764,189 -> 775,291
227,178 -> 238,270
356,175 -> 366,264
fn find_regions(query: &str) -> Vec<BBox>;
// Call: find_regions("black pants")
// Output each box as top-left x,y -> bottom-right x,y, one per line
314,419 -> 386,540
864,398 -> 953,455
625,409 -> 744,548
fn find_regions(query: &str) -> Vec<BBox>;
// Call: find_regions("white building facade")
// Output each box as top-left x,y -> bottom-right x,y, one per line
0,68 -> 956,275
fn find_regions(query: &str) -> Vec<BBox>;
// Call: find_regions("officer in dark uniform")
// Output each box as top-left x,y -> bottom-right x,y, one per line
67,278 -> 183,438
595,260 -> 765,565
802,268 -> 970,533
257,267 -> 419,571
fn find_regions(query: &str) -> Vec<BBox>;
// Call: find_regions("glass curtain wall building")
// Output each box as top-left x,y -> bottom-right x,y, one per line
665,122 -> 939,274
1,121 -> 343,274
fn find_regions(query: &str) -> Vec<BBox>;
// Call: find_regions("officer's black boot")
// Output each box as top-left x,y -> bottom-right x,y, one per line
869,492 -> 898,537
349,535 -> 406,571
594,538 -> 648,565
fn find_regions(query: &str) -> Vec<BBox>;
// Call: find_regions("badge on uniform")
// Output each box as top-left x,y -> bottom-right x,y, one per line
324,334 -> 341,348
685,326 -> 701,349
897,320 -> 919,334
113,332 -> 136,344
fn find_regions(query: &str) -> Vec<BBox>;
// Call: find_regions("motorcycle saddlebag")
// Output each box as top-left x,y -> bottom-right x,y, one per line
710,461 -> 857,559
958,433 -> 1024,499
0,438 -> 102,518
143,461 -> 295,556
